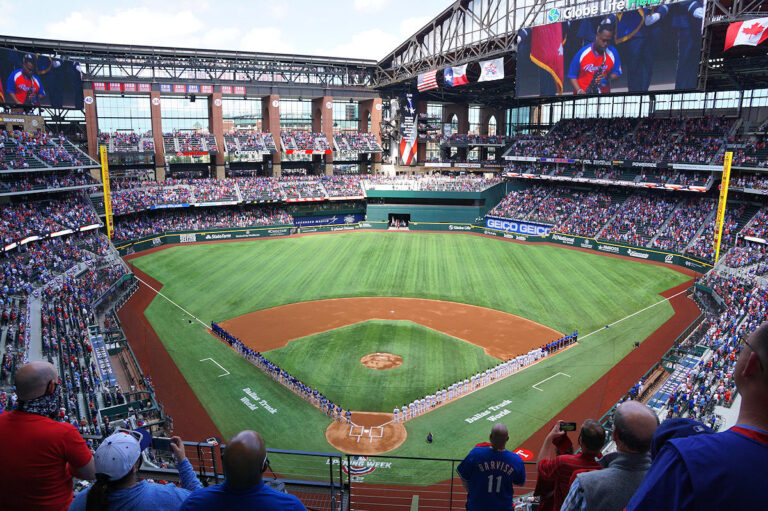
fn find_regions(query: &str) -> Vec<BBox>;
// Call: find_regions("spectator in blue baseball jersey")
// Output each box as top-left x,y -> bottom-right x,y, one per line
456,423 -> 525,511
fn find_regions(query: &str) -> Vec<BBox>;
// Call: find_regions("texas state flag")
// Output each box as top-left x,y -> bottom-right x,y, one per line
444,65 -> 469,87
724,17 -> 768,50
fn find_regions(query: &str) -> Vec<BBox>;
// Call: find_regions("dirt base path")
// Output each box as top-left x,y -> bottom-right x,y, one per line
326,412 -> 407,454
220,297 -> 563,361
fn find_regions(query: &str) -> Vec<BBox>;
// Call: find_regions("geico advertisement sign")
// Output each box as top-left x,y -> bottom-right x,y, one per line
486,218 -> 550,236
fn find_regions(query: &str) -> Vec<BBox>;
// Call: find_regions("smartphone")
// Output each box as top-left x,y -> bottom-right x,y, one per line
151,437 -> 173,452
560,422 -> 577,432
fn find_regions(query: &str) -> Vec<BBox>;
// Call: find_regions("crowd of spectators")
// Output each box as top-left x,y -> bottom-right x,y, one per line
600,192 -> 678,246
111,182 -> 195,215
686,203 -> 746,260
731,173 -> 768,191
0,194 -> 100,247
365,174 -> 501,192
559,191 -> 625,237
320,175 -> 364,197
740,208 -> 768,239
280,132 -> 332,152
0,170 -> 98,194
97,132 -> 154,152
651,199 -> 715,252
224,132 -> 277,153
1,130 -> 88,170
504,116 -> 732,164
439,134 -> 510,146
334,132 -> 383,152
112,207 -> 293,241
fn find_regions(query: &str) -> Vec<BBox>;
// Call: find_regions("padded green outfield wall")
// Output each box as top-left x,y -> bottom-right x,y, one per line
113,225 -> 296,255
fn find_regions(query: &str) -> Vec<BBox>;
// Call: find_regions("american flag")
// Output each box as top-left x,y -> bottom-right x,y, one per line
417,70 -> 438,92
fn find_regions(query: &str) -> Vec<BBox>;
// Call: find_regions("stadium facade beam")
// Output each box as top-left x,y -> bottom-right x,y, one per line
373,0 -> 547,89
0,35 -> 380,95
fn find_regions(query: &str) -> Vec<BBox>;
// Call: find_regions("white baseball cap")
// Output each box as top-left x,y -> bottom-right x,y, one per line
94,429 -> 151,481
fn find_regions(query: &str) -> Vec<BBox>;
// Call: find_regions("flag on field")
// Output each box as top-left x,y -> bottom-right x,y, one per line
724,17 -> 768,50
417,70 -> 438,92
530,23 -> 564,94
444,65 -> 469,87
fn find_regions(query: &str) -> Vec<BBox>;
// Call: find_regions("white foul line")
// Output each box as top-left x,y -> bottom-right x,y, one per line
133,274 -> 209,329
200,358 -> 230,377
578,288 -> 689,342
532,372 -> 571,391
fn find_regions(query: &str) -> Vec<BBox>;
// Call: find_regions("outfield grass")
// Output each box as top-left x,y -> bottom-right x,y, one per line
265,320 -> 500,412
133,232 -> 691,473
132,232 -> 687,334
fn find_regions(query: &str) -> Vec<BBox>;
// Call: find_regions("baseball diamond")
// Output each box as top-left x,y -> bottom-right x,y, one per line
120,230 -> 695,483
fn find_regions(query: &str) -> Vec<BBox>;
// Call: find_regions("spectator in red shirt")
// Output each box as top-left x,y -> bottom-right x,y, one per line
536,419 -> 606,511
0,361 -> 95,510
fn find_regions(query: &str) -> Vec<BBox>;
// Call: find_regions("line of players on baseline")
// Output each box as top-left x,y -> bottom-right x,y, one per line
212,322 -> 577,423
393,333 -> 578,423
210,322 -> 353,424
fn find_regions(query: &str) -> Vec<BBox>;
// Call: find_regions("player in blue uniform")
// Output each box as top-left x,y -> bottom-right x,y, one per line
456,423 -> 525,511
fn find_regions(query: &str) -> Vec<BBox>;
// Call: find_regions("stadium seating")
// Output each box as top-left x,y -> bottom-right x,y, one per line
280,132 -> 332,152
334,132 -> 383,153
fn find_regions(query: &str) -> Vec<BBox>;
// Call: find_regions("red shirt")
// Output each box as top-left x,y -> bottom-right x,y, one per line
0,411 -> 93,511
538,451 -> 602,511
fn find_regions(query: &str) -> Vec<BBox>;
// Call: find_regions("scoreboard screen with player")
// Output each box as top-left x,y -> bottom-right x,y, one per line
0,47 -> 83,109
516,1 -> 704,98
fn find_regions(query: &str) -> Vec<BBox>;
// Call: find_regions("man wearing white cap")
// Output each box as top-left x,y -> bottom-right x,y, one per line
69,430 -> 202,510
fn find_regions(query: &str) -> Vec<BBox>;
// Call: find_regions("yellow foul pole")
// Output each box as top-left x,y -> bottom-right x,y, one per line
713,151 -> 732,262
100,145 -> 114,239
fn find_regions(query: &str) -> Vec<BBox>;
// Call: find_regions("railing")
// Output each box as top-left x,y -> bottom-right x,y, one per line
132,442 -> 539,511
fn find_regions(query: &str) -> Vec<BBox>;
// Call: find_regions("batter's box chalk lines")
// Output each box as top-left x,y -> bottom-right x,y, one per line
532,372 -> 571,392
134,275 -> 209,329
199,358 -> 230,377
368,426 -> 384,443
349,425 -> 364,443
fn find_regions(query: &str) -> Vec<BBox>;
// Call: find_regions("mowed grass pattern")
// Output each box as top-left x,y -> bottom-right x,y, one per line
265,320 -> 501,412
133,232 -> 693,467
132,232 -> 689,334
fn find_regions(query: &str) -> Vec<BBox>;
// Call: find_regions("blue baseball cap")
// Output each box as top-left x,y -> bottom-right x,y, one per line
651,418 -> 714,459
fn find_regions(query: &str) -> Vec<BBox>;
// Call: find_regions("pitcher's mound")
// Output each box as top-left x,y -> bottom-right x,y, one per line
361,352 -> 403,370
326,412 -> 407,454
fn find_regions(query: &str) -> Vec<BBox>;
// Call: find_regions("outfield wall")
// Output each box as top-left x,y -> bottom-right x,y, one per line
113,225 -> 297,255
114,221 -> 711,272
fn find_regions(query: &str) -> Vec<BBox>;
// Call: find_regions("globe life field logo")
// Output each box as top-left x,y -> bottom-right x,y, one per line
547,8 -> 561,23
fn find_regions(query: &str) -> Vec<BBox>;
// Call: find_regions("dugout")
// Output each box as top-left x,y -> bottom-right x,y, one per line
365,181 -> 508,224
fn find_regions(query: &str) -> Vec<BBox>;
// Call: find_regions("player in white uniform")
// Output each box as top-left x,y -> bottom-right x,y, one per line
393,407 -> 399,423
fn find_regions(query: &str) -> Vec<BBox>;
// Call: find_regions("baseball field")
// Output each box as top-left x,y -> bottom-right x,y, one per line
121,231 -> 695,484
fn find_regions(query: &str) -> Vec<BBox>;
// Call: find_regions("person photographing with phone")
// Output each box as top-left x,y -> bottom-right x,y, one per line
69,430 -> 202,511
536,419 -> 606,511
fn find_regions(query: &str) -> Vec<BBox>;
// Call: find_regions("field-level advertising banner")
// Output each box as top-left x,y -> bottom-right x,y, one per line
100,146 -> 114,239
398,93 -> 417,166
714,151 -> 732,262
516,0 -> 703,98
0,47 -> 83,108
